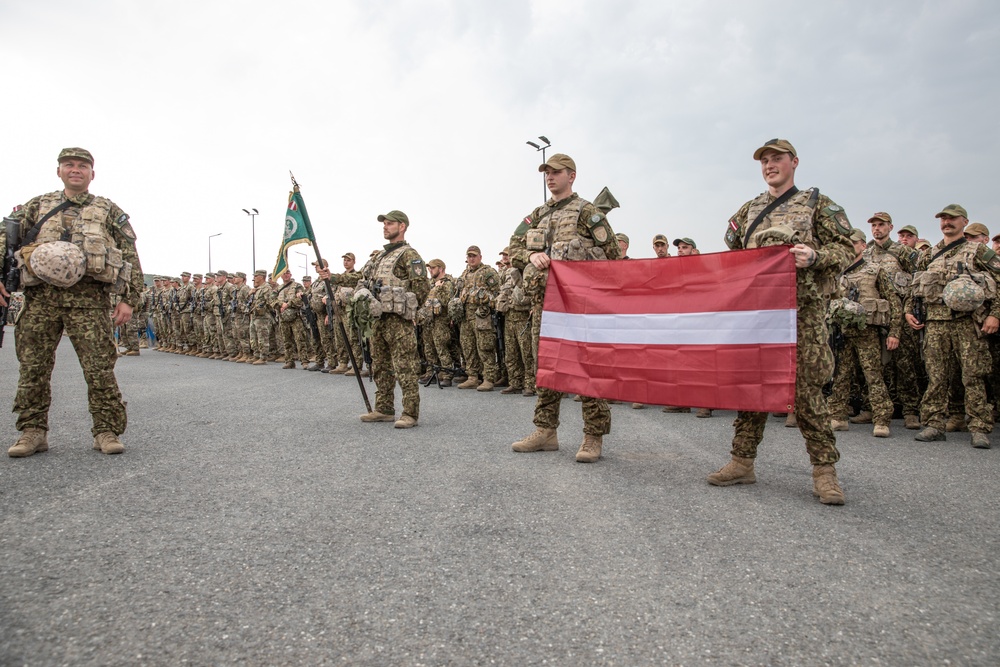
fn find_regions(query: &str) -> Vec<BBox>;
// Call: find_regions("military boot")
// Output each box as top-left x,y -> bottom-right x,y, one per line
696,408 -> 713,418
360,411 -> 395,423
282,361 -> 296,369
849,410 -> 873,424
457,377 -> 479,389
631,403 -> 646,409
344,367 -> 357,376
93,432 -> 125,455
394,415 -> 418,429
784,412 -> 797,428
476,380 -> 495,392
522,386 -> 537,397
512,428 -> 559,452
252,358 -> 267,365
812,465 -> 845,505
706,456 -> 756,486
971,432 -> 991,449
419,371 -> 433,383
124,350 -> 140,357
331,363 -> 350,374
575,434 -> 603,462
662,406 -> 689,413
8,428 -> 49,458
438,374 -> 453,388
903,414 -> 922,430
915,427 -> 946,442
945,415 -> 968,432
831,419 -> 849,431
873,424 -> 890,438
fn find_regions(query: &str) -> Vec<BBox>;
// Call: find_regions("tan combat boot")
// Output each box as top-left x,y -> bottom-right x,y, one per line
707,456 -> 756,486
8,428 -> 49,458
696,408 -> 713,418
945,415 -> 968,432
631,403 -> 645,409
812,465 -> 845,505
331,363 -> 350,374
512,428 -> 559,452
903,414 -> 921,430
282,361 -> 296,369
252,358 -> 267,365
831,419 -> 849,431
457,377 -> 479,389
93,432 -> 125,455
476,380 -> 495,392
873,424 -> 890,438
575,435 -> 603,462
394,415 -> 417,429
849,410 -> 873,424
360,411 -> 395,423
784,412 -> 797,428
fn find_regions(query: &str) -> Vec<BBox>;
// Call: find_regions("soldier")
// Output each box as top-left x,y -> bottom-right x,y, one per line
457,245 -> 501,392
190,273 -> 205,355
175,271 -> 195,353
359,210 -> 430,428
992,233 -> 1000,253
708,138 -> 854,504
908,205 -> 1000,448
200,272 -> 218,357
247,270 -> 275,364
673,237 -> 698,257
275,269 -> 309,369
616,233 -> 631,259
120,280 -> 149,356
419,259 -> 457,386
965,222 -> 990,244
828,228 -> 903,437
1,147 -> 144,457
315,253 -> 364,375
897,225 -> 919,249
496,248 -> 536,396
231,272 -> 252,361
299,274 -> 319,368
308,261 -> 338,371
652,234 -> 671,258
509,153 -> 622,463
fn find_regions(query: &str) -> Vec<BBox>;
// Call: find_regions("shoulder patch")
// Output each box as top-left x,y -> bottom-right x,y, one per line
823,205 -> 852,235
513,215 -> 533,237
827,204 -> 842,212
114,213 -> 137,240
724,227 -> 740,250
410,258 -> 426,278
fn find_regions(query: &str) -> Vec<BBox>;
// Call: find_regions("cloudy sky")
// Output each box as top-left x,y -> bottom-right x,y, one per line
3,0 -> 998,278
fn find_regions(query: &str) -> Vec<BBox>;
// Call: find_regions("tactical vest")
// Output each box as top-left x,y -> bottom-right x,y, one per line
500,267 -> 531,312
372,245 -> 417,319
913,241 -> 996,319
864,242 -> 911,296
842,263 -> 890,327
27,192 -> 125,286
744,189 -> 818,249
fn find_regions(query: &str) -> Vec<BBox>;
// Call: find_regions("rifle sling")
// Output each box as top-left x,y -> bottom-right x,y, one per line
22,200 -> 76,246
930,237 -> 967,263
743,186 -> 799,248
842,257 -> 865,276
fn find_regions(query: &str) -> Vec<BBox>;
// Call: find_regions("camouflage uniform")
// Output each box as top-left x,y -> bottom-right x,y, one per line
218,277 -> 238,358
331,269 -> 363,369
365,241 -> 430,420
496,266 -> 535,391
309,278 -> 337,367
908,239 -> 1000,434
420,272 -> 456,378
202,280 -> 220,355
723,187 -> 854,465
191,278 -> 207,353
232,276 -> 252,358
175,277 -> 195,351
509,192 -> 621,436
2,189 -> 144,437
828,258 -> 903,426
122,286 -> 150,353
276,278 -> 309,363
248,279 -> 276,360
459,262 -> 501,383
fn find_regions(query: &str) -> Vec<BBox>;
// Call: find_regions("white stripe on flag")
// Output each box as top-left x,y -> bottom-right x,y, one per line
540,309 -> 797,346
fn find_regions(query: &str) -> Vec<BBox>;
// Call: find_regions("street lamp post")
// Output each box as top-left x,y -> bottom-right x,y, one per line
242,208 -> 259,273
295,251 -> 308,278
208,233 -> 222,272
525,135 -> 552,202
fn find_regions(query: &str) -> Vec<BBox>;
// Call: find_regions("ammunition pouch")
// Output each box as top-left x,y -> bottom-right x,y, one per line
522,263 -> 548,300
911,271 -> 946,304
525,228 -> 547,252
475,312 -> 492,332
448,297 -> 464,322
859,297 -> 890,327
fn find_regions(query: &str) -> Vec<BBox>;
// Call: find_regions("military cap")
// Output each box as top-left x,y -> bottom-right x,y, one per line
673,237 -> 697,249
916,239 -> 931,250
312,258 -> 329,268
500,247 -> 510,255
538,153 -> 576,172
253,269 -> 267,277
615,233 -> 630,245
369,249 -> 380,258
192,273 -> 203,279
205,272 -> 216,279
427,258 -> 445,269
993,233 -> 1000,243
752,138 -> 796,160
867,212 -> 892,224
377,210 -> 410,225
849,228 -> 867,243
898,225 -> 919,236
302,275 -> 312,282
342,252 -> 356,260
652,234 -> 669,245
58,147 -> 94,165
935,204 -> 968,219
234,271 -> 246,279
216,270 -> 228,277
965,222 -> 990,238
467,245 -> 482,255
181,271 -> 191,278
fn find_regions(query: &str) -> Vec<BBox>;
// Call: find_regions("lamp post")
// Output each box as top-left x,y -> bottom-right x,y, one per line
295,251 -> 308,278
208,233 -> 222,272
525,135 -> 552,202
242,208 -> 258,273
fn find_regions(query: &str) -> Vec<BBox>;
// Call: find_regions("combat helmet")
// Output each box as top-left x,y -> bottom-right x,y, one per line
26,241 -> 87,288
942,274 -> 986,312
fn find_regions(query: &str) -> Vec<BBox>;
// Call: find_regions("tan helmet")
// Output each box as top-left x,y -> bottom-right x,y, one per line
942,275 -> 986,312
29,241 -> 87,288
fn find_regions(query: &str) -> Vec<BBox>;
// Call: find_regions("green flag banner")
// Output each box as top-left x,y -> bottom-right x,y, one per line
271,186 -> 316,278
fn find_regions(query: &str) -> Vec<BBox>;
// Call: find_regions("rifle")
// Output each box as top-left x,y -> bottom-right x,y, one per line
912,296 -> 925,359
302,294 -> 320,342
1,215 -> 22,348
493,311 -> 506,374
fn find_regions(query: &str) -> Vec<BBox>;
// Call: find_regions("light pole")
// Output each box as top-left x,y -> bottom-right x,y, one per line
526,135 -> 552,202
242,208 -> 258,273
295,251 -> 308,278
208,233 -> 222,272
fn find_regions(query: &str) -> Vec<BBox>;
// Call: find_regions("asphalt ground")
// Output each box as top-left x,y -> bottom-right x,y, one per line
1,327 -> 998,666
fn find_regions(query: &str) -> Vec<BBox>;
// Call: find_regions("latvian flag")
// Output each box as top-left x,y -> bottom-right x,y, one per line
536,246 -> 797,413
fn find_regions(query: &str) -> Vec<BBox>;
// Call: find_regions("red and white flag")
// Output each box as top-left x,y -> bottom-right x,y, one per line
536,246 -> 797,412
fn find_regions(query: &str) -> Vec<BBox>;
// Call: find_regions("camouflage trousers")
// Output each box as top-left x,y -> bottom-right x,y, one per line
423,315 -> 454,377
828,328 -> 893,425
175,312 -> 193,348
461,307 -> 499,382
14,298 -> 127,436
123,310 -> 146,352
920,318 -> 993,433
279,317 -> 310,363
313,309 -> 337,366
731,296 -> 839,466
504,309 -> 535,390
249,315 -> 273,359
231,314 -> 251,356
335,311 -> 363,368
886,325 -> 923,416
203,313 -> 220,353
192,313 -> 205,350
221,314 -> 239,356
371,313 -> 421,420
459,317 -> 483,379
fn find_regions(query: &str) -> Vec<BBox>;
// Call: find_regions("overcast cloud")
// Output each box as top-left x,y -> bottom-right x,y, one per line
2,0 -> 998,277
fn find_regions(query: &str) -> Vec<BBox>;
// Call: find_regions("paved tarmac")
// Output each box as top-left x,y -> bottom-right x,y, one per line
1,327 -> 998,666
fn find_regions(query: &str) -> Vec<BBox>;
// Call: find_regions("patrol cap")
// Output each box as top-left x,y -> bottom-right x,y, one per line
57,147 -> 94,165
868,212 -> 892,224
312,258 -> 329,268
993,233 -> 1000,243
849,228 -> 867,243
467,245 -> 481,255
234,271 -> 246,279
673,237 -> 697,249
965,222 -> 990,238
181,271 -> 191,278
192,273 -> 203,279
897,225 -> 918,236
302,275 -> 311,282
538,153 -> 576,172
253,269 -> 266,277
205,272 -> 216,279
216,270 -> 228,277
342,252 -> 356,260
377,210 -> 409,225
500,247 -> 510,255
916,239 -> 931,250
935,204 -> 968,219
652,234 -> 669,245
427,258 -> 445,269
752,138 -> 796,160
615,233 -> 630,245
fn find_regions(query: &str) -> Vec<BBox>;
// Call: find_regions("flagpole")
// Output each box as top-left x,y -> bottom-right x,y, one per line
290,172 -> 372,413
